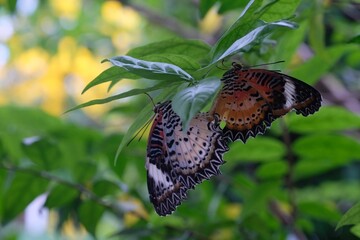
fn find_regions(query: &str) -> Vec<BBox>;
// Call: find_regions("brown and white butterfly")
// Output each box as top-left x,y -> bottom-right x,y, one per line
210,63 -> 322,142
146,101 -> 228,216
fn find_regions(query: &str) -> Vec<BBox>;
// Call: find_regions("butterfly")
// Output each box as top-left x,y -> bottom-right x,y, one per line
146,101 -> 228,216
210,63 -> 322,142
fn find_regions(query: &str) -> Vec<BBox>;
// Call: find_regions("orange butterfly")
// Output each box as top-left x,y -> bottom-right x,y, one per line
210,63 -> 322,142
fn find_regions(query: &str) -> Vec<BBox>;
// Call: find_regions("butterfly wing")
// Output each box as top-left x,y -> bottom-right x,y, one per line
166,112 -> 228,189
146,101 -> 228,216
243,69 -> 322,117
210,77 -> 274,142
146,102 -> 187,216
211,65 -> 322,142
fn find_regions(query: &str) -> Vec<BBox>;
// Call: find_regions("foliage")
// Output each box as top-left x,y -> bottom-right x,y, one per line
1,0 -> 360,239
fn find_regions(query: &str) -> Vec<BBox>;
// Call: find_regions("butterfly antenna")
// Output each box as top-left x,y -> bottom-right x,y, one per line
250,60 -> 285,68
126,115 -> 155,146
138,116 -> 154,141
144,92 -> 156,108
215,59 -> 228,70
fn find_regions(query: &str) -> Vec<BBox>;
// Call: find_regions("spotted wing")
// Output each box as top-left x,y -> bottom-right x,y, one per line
146,101 -> 228,216
243,69 -> 322,117
166,112 -> 228,190
146,102 -> 187,216
211,64 -> 322,142
210,77 -> 274,142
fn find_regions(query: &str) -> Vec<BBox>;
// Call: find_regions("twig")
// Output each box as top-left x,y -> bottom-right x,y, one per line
280,119 -> 296,216
120,1 -> 216,44
269,200 -> 307,240
277,118 -> 308,240
0,163 -> 147,220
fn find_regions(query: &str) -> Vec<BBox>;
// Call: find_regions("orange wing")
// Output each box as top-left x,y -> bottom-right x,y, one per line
210,63 -> 322,142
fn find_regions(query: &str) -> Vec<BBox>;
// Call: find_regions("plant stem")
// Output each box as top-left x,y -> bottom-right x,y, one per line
279,118 -> 307,240
0,163 -> 146,220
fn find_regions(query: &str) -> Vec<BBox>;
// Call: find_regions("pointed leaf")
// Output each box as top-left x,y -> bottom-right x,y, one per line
140,54 -> 201,77
337,202 -> 360,230
294,134 -> 360,179
106,55 -> 194,81
298,201 -> 341,223
115,104 -> 153,164
256,161 -> 288,179
293,134 -> 360,162
127,38 -> 211,63
290,44 -> 359,85
45,184 -> 79,208
212,20 -> 297,63
172,77 -> 221,130
260,0 -> 301,22
79,201 -> 105,237
66,81 -> 175,113
288,106 -> 360,133
3,173 -> 48,224
224,137 -> 285,163
199,0 -> 218,18
211,0 -> 297,63
82,66 -> 139,94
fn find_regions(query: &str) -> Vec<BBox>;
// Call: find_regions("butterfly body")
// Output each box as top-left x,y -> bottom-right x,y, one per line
146,101 -> 228,216
211,63 -> 322,142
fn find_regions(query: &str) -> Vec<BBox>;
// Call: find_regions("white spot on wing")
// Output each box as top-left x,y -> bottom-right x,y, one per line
284,78 -> 296,109
147,162 -> 173,189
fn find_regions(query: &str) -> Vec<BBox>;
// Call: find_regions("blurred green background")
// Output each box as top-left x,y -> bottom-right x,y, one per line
0,0 -> 360,239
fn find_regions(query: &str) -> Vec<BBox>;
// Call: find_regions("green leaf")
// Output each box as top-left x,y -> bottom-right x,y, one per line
22,137 -> 62,170
6,0 -> 17,12
114,85 -> 179,163
308,3 -> 325,54
93,179 -> 121,197
45,184 -> 79,208
73,161 -> 97,182
348,35 -> 360,44
210,0 -> 297,63
218,0 -> 248,15
3,173 -> 48,224
140,54 -> 201,77
337,202 -> 360,230
256,161 -> 288,179
290,44 -> 359,85
79,201 -> 105,237
212,20 -> 297,63
294,134 -> 360,162
106,55 -> 194,81
298,201 -> 341,223
127,38 -> 211,63
172,77 -> 221,130
270,21 -> 308,64
225,137 -> 285,163
294,134 -> 360,179
0,106 -> 66,162
351,224 -> 360,238
241,181 -> 282,219
66,81 -> 175,113
261,0 -> 301,22
288,106 -> 360,133
82,66 -> 139,94
199,0 -> 218,18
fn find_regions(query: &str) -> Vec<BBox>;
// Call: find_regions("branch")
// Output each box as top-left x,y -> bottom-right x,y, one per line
0,163 -> 147,220
121,1 -> 217,44
276,118 -> 308,239
269,200 -> 307,240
